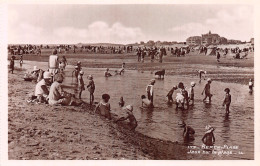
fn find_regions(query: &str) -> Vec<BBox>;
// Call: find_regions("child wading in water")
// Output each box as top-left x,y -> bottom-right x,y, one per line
222,88 -> 231,114
178,82 -> 189,109
202,125 -> 215,147
115,105 -> 138,131
119,96 -> 125,107
188,82 -> 196,106
166,85 -> 178,103
78,71 -> 85,99
95,94 -> 111,120
86,75 -> 95,105
249,79 -> 253,93
202,78 -> 213,103
141,95 -> 152,108
146,79 -> 156,107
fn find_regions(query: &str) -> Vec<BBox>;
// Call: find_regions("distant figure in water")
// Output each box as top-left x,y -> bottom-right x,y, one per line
188,82 -> 196,106
249,79 -> 253,93
77,70 -> 85,99
196,70 -> 207,81
141,95 -> 152,108
118,96 -> 125,107
180,121 -> 195,141
166,86 -> 178,103
216,51 -> 220,62
115,105 -> 138,131
86,75 -> 95,105
146,79 -> 156,107
105,68 -> 112,77
202,78 -> 213,103
202,125 -> 215,146
222,88 -> 231,114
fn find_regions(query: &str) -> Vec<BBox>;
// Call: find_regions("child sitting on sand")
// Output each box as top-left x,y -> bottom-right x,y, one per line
95,94 -> 111,120
141,95 -> 152,108
202,125 -> 215,147
105,68 -> 112,77
78,71 -> 85,99
202,78 -> 213,103
119,96 -> 125,107
115,105 -> 138,131
86,75 -> 95,105
222,88 -> 231,114
166,86 -> 178,103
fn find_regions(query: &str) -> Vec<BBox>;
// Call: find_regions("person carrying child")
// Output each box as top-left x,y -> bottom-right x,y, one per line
115,105 -> 138,131
86,75 -> 95,104
222,88 -> 231,114
189,82 -> 196,106
166,85 -> 178,103
78,71 -> 85,99
95,94 -> 112,120
202,78 -> 213,103
202,125 -> 215,147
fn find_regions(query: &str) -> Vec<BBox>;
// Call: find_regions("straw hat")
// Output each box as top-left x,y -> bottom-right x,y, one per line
191,82 -> 196,87
43,71 -> 52,79
125,105 -> 133,112
207,78 -> 212,82
79,71 -> 84,75
224,88 -> 230,93
33,66 -> 39,71
205,125 -> 214,133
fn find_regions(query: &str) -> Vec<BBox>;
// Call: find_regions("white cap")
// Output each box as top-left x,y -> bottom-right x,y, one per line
207,78 -> 212,82
43,71 -> 52,79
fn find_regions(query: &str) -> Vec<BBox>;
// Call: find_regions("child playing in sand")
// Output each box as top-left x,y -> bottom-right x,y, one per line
166,86 -> 178,103
141,95 -> 152,108
95,94 -> 111,120
202,125 -> 215,146
86,75 -> 95,105
222,88 -> 231,114
115,105 -> 138,131
78,71 -> 85,99
105,68 -> 112,77
249,79 -> 253,93
119,96 -> 125,107
202,78 -> 213,103
189,82 -> 196,105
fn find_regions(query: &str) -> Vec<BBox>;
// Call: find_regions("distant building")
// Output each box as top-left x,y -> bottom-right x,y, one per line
227,39 -> 242,44
186,36 -> 202,45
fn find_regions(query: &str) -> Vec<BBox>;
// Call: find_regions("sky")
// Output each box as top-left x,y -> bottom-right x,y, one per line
8,4 -> 254,44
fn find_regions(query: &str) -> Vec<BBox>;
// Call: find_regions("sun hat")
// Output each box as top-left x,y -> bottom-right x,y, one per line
79,71 -> 84,75
207,78 -> 212,82
205,125 -> 215,133
125,105 -> 133,112
43,71 -> 52,79
191,82 -> 196,87
150,79 -> 156,83
33,66 -> 39,71
224,88 -> 230,93
88,75 -> 93,80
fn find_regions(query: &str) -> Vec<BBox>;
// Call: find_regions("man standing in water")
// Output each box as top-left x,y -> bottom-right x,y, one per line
146,79 -> 156,107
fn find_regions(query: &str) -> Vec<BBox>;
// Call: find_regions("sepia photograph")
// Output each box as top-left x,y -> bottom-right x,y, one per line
1,0 -> 259,165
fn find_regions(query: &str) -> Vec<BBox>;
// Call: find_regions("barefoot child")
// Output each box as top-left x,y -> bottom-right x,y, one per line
78,71 -> 85,99
86,75 -> 95,104
95,94 -> 111,120
202,78 -> 213,103
166,86 -> 178,103
189,82 -> 196,105
141,95 -> 152,108
115,105 -> 138,131
119,96 -> 125,107
202,125 -> 215,146
222,88 -> 231,114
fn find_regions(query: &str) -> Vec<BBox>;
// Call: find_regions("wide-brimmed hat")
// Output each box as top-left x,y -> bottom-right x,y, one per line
205,125 -> 215,133
207,78 -> 212,82
125,105 -> 133,112
224,88 -> 230,93
191,82 -> 196,87
43,71 -> 52,79
33,66 -> 39,71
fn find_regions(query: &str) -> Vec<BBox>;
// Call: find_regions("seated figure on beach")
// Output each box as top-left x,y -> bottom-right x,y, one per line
48,73 -> 66,105
95,94 -> 112,120
27,71 -> 52,103
105,68 -> 112,77
141,95 -> 152,108
115,105 -> 138,131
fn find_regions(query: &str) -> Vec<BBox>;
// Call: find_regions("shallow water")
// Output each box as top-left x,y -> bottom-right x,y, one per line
62,67 -> 254,160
